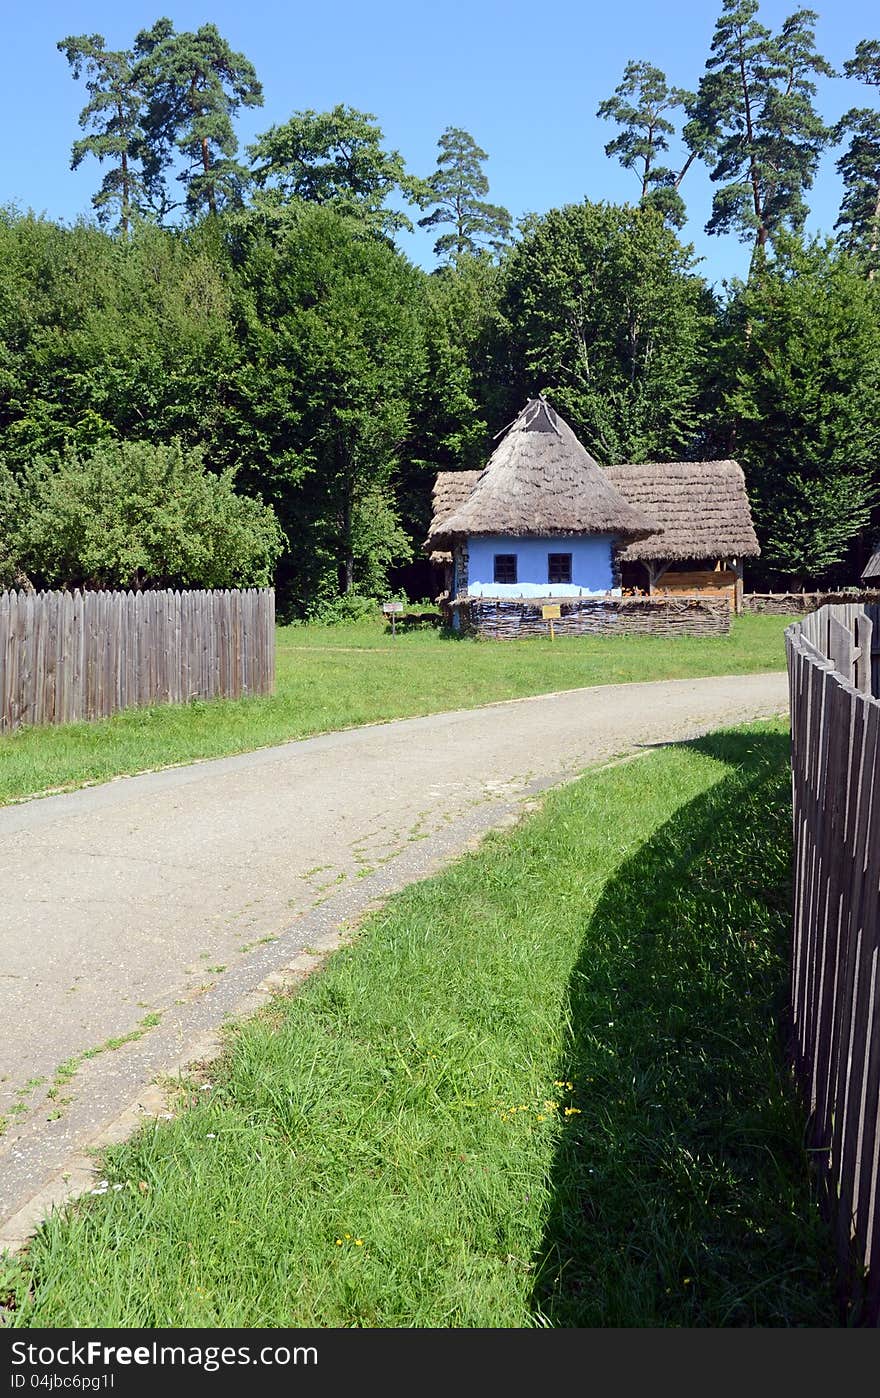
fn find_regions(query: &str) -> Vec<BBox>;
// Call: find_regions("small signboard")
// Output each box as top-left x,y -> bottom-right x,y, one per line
542,602 -> 561,641
382,600 -> 404,637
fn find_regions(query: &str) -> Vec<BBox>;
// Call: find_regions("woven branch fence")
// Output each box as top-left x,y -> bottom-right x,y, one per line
453,594 -> 731,640
0,587 -> 275,732
786,603 -> 880,1323
746,590 -> 880,616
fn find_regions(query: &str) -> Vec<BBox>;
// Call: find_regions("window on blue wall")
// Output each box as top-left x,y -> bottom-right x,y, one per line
548,553 -> 572,584
494,554 -> 517,584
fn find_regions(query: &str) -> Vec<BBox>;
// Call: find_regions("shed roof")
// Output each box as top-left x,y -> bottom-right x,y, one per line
605,460 -> 760,562
426,470 -> 481,564
429,398 -> 657,548
861,548 -> 880,581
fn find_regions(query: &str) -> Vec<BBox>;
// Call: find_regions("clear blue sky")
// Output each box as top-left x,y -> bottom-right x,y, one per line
2,0 -> 877,288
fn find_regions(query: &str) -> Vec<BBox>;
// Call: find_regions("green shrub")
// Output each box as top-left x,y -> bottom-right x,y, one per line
11,439 -> 283,590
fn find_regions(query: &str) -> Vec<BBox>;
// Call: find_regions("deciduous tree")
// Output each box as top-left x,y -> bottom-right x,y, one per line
13,439 -> 282,591
248,105 -> 424,238
499,201 -> 714,463
220,205 -> 427,612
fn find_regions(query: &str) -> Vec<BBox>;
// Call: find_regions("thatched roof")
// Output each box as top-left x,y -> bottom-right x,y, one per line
426,470 -> 481,565
862,548 -> 880,581
429,398 -> 658,547
605,460 -> 760,562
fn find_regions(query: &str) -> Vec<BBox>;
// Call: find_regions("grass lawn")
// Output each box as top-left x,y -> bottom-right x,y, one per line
0,612 -> 794,806
2,717 -> 836,1327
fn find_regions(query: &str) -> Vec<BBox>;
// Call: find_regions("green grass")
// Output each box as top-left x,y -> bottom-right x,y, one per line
0,612 -> 793,806
2,717 -> 836,1327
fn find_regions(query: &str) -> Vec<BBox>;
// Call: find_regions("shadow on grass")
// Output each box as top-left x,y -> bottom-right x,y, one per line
530,729 -> 838,1328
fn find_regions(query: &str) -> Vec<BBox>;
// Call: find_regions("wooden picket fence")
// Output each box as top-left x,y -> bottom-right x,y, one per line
0,587 -> 275,731
786,603 -> 880,1324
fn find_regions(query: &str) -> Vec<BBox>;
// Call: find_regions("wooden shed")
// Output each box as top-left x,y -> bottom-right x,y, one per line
604,460 -> 760,614
861,548 -> 880,584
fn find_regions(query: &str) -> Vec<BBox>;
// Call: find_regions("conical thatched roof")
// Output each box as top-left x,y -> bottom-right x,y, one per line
425,470 -> 481,564
862,548 -> 880,581
429,398 -> 658,547
605,461 -> 760,562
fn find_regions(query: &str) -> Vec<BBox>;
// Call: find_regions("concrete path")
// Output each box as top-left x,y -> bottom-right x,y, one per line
0,671 -> 788,1238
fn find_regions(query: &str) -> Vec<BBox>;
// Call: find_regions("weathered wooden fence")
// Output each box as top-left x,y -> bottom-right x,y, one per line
0,587 -> 275,731
786,603 -> 880,1323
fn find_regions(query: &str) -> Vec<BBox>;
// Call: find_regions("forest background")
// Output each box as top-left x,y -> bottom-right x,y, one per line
1,0 -> 879,617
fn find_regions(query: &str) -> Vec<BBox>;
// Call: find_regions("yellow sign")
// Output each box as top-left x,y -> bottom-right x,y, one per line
542,604 -> 561,619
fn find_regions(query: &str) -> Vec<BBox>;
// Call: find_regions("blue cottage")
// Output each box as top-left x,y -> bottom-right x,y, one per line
428,397 -> 657,607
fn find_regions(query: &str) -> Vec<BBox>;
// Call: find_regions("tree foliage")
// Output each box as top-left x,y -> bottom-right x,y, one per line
248,105 -> 424,238
418,128 -> 511,262
57,33 -> 148,236
7,439 -> 282,591
835,39 -> 880,269
214,205 -> 428,612
499,202 -> 714,463
716,236 -> 880,582
0,462 -> 20,587
135,19 -> 263,218
685,0 -> 833,255
0,214 -> 237,476
22,17 -> 880,603
597,61 -> 694,228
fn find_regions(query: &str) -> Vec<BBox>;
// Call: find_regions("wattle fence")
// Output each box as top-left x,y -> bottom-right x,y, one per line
747,590 -> 880,616
0,587 -> 275,731
786,603 -> 880,1324
453,594 -> 731,639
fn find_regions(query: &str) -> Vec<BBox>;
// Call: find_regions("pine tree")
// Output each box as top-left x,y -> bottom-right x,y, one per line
597,61 -> 694,228
684,1 -> 833,258
418,128 -> 511,263
834,40 -> 880,269
58,33 -> 147,236
137,20 -> 263,218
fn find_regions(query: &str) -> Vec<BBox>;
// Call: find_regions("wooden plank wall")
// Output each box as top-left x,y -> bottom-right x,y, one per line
786,602 -> 880,1324
0,587 -> 275,731
654,569 -> 737,611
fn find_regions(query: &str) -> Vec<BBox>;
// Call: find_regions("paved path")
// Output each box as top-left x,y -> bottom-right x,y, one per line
0,671 -> 788,1236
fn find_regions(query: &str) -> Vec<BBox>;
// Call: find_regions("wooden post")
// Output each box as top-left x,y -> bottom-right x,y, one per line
734,559 -> 744,615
